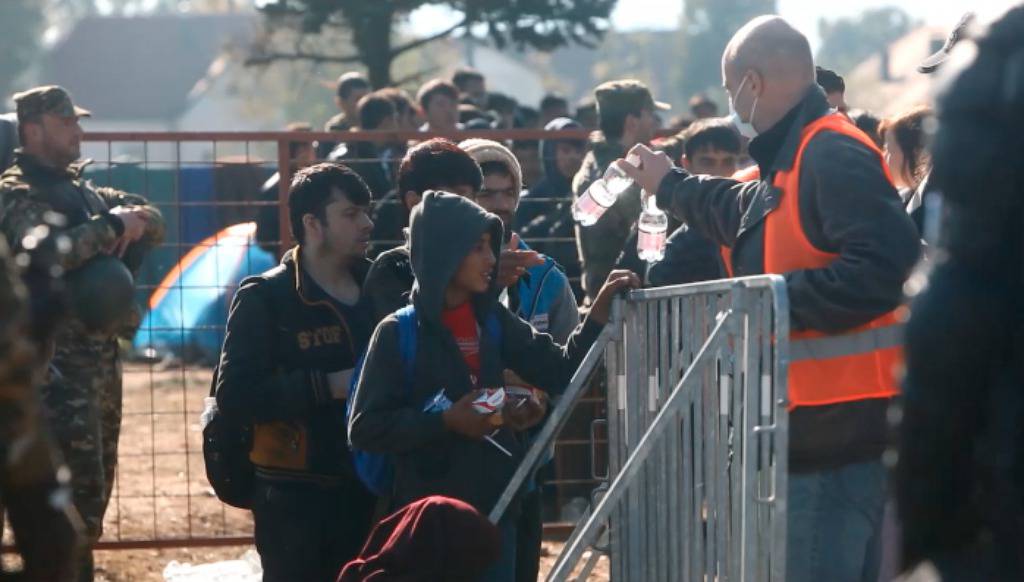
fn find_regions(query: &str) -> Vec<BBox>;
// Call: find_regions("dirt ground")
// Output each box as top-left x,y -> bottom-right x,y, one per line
77,363 -> 610,581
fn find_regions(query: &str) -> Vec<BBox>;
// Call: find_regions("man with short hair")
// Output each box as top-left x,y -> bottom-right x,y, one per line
488,92 -> 519,130
417,79 -> 462,133
364,139 -> 484,322
573,79 -> 669,302
0,85 -> 164,582
539,94 -> 570,127
816,66 -> 847,113
452,67 -> 487,108
620,16 -> 920,582
329,91 -> 398,199
216,163 -> 377,582
648,118 -> 741,287
320,72 -> 372,157
325,72 -> 371,134
689,94 -> 719,119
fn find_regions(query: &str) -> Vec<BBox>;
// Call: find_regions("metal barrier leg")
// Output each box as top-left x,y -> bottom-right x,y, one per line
547,309 -> 735,581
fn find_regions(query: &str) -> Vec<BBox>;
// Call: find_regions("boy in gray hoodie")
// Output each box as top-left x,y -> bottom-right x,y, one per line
348,191 -> 637,581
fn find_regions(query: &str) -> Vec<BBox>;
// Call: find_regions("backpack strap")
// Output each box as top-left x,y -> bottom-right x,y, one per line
394,305 -> 418,392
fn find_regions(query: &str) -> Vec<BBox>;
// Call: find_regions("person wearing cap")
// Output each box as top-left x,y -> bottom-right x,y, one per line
0,85 -> 165,582
459,138 -> 581,582
573,79 -> 669,303
619,17 -> 920,582
319,72 -> 372,158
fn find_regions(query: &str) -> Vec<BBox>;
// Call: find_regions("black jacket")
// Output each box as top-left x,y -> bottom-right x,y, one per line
363,244 -> 414,325
654,87 -> 921,472
348,192 -> 602,514
216,248 -> 376,486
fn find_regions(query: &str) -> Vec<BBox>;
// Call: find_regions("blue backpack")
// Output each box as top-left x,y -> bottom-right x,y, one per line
346,304 -> 501,497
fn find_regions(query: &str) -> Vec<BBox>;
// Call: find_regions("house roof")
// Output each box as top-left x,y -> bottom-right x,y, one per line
844,25 -> 946,117
40,13 -> 257,122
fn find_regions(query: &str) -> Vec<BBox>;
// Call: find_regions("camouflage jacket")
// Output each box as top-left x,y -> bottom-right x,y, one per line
0,151 -> 165,341
571,134 -> 642,301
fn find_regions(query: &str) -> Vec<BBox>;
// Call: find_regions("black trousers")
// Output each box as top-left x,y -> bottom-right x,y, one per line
515,488 -> 544,582
252,476 -> 376,582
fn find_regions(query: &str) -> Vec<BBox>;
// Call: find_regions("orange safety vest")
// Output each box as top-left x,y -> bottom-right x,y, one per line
764,113 -> 903,409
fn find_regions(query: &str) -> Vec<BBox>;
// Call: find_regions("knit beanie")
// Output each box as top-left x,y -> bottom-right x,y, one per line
458,138 -> 524,194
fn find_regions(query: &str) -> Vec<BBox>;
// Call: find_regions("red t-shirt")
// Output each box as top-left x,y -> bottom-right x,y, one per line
441,302 -> 481,388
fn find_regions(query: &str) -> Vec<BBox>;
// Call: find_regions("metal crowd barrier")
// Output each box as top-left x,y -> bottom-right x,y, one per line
493,275 -> 791,581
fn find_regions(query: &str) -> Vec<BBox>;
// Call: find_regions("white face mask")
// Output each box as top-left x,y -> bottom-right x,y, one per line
727,74 -> 759,139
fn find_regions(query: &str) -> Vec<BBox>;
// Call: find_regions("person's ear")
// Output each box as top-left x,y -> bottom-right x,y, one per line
403,191 -> 421,211
302,213 -> 322,242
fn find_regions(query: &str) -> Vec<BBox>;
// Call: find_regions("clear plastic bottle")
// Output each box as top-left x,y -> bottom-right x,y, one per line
572,178 -> 616,226
637,193 -> 668,262
572,154 -> 641,226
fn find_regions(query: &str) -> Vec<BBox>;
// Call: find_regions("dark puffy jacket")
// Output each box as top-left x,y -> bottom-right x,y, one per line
348,192 -> 602,514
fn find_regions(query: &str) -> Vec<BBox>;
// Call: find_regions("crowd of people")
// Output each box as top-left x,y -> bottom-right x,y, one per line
0,6 -> 1021,582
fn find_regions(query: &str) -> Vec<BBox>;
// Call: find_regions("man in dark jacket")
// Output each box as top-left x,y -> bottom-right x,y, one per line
573,80 -> 669,302
647,118 -> 741,287
319,72 -> 371,158
621,16 -> 920,582
349,191 -> 637,582
329,91 -> 398,199
363,139 -> 483,323
216,163 -> 377,581
518,117 -> 585,298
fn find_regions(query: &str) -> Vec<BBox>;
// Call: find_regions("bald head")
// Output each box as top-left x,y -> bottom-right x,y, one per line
722,16 -> 816,133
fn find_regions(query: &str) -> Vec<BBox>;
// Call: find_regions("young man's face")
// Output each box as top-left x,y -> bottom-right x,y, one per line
451,231 -> 496,296
24,113 -> 83,168
426,94 -> 458,131
341,87 -> 370,117
554,142 -> 584,180
683,146 -> 739,178
306,190 -> 374,264
475,172 -> 519,234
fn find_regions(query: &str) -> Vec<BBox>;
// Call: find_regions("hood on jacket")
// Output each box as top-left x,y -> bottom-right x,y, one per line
408,191 -> 504,321
539,117 -> 584,184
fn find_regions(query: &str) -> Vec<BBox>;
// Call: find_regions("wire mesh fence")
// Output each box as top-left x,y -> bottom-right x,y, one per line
4,128 -> 609,550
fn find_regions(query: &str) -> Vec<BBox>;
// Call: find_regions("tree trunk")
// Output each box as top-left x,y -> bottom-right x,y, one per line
350,6 -> 395,88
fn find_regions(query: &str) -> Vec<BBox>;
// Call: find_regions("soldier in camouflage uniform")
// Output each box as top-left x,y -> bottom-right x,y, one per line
0,86 -> 165,582
0,219 -> 84,580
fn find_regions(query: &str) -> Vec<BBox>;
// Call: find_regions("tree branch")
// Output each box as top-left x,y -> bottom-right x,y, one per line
245,51 -> 364,65
389,16 -> 469,58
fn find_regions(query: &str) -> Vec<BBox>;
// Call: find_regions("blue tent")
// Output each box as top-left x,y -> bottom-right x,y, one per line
134,222 -> 275,361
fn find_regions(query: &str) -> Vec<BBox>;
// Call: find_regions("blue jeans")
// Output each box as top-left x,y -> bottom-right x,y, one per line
786,460 -> 887,582
478,516 -> 518,582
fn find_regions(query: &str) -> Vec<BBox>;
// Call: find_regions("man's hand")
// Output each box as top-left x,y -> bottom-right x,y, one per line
589,269 -> 641,325
620,144 -> 676,196
327,368 -> 354,400
503,388 -> 549,431
498,234 -> 544,288
442,390 -> 495,439
107,206 -> 150,257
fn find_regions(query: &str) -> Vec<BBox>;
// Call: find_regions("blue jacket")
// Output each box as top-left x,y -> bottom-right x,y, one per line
514,238 -> 579,344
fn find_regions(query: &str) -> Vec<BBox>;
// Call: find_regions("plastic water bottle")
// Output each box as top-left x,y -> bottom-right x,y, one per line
637,194 -> 667,262
572,178 -> 617,226
572,154 -> 641,227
